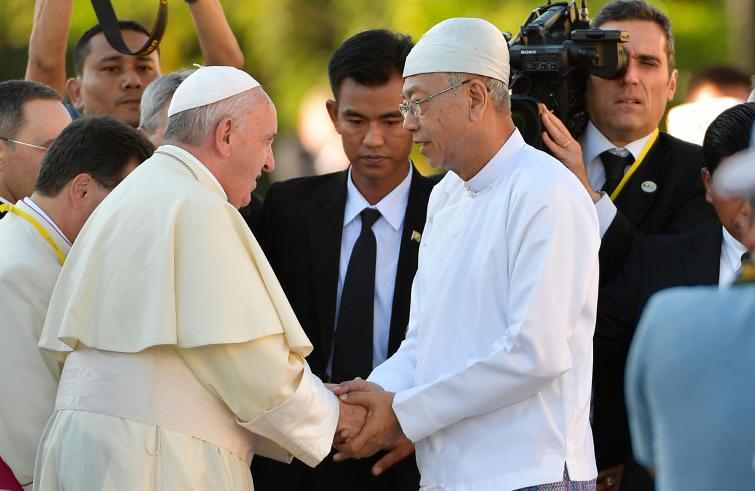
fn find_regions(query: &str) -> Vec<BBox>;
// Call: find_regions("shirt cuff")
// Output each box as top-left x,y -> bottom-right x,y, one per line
594,192 -> 617,238
237,364 -> 339,467
391,385 -> 442,443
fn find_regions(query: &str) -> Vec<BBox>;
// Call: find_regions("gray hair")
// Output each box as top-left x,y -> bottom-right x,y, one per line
0,80 -> 61,145
445,72 -> 510,113
139,70 -> 194,135
593,0 -> 676,71
162,88 -> 260,146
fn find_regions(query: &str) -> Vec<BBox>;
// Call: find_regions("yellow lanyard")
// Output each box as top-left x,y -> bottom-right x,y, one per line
609,128 -> 660,201
0,203 -> 67,265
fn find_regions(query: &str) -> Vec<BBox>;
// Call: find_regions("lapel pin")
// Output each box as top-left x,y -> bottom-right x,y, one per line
641,181 -> 657,193
410,230 -> 422,243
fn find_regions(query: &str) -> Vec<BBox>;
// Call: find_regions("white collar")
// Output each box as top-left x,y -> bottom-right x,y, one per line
158,144 -> 227,199
721,225 -> 748,271
582,122 -> 654,165
22,197 -> 72,246
464,129 -> 526,195
344,163 -> 412,231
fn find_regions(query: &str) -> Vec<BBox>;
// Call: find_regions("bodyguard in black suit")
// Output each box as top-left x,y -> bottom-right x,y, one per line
597,132 -> 716,283
251,30 -> 435,491
592,102 -> 755,491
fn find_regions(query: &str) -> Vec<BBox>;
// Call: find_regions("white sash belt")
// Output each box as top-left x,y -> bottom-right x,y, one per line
55,346 -> 256,464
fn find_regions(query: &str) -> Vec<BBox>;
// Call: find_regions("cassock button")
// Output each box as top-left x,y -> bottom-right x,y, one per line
641,181 -> 657,193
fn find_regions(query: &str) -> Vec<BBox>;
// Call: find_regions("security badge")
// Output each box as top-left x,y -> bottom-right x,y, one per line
641,181 -> 657,193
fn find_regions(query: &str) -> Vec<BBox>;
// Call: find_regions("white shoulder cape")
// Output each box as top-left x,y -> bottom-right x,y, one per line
39,145 -> 312,354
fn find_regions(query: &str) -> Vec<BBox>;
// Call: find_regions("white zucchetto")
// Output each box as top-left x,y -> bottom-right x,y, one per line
403,17 -> 510,86
168,66 -> 261,117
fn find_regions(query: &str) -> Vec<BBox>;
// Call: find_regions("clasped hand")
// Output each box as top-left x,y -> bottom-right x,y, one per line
331,378 -> 414,476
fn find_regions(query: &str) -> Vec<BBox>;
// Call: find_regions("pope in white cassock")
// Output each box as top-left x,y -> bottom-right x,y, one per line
34,67 -> 363,491
334,18 -> 601,491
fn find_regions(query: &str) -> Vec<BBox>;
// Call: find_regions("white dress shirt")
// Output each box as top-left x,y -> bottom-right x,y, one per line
329,164 -> 412,373
581,122 -> 654,237
369,130 -> 600,490
719,226 -> 748,287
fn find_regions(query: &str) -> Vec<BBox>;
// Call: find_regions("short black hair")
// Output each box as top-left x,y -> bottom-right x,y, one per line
73,20 -> 153,76
0,80 -> 61,144
328,29 -> 413,100
702,102 -> 755,174
593,0 -> 675,70
35,116 -> 154,196
689,66 -> 751,96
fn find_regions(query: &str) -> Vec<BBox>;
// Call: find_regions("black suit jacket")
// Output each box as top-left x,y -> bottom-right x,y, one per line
599,133 -> 717,284
252,166 -> 438,491
239,192 -> 264,236
593,224 -> 722,485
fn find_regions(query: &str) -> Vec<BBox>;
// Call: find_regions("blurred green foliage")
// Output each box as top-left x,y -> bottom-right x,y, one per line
0,0 -> 748,171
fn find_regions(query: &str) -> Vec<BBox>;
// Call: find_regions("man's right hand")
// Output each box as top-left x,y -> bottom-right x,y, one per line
335,399 -> 366,444
539,103 -> 602,204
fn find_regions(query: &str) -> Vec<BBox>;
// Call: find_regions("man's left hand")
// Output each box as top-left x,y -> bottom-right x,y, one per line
371,434 -> 415,476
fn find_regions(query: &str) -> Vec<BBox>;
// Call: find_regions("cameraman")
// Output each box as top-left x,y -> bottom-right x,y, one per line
540,0 -> 716,490
541,0 -> 715,284
25,0 -> 244,127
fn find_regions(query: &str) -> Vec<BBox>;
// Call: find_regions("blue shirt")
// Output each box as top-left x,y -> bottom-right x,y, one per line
626,284 -> 755,491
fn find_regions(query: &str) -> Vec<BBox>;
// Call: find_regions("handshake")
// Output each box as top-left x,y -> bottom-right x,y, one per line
330,378 -> 414,476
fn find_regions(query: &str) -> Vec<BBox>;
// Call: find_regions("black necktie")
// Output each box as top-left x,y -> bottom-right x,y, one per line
331,207 -> 381,383
600,150 -> 634,196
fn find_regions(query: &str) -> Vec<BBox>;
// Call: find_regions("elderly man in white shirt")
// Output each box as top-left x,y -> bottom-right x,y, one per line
333,18 -> 600,491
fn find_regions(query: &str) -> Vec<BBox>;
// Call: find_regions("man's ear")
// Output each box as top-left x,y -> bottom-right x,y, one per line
667,68 -> 679,102
68,173 -> 94,208
214,117 -> 234,158
325,99 -> 343,135
701,167 -> 713,205
468,79 -> 487,122
66,77 -> 84,110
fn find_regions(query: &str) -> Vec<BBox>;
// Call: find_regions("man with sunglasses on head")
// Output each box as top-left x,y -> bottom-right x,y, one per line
0,80 -> 71,218
25,0 -> 243,127
334,18 -> 600,490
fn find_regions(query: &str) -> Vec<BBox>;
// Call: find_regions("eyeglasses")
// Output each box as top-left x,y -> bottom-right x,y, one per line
0,136 -> 49,151
399,79 -> 471,119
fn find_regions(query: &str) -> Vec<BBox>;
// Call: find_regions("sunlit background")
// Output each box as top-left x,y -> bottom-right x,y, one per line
0,0 -> 753,189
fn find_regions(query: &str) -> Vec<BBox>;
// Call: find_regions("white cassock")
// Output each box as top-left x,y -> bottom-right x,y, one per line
0,200 -> 69,489
34,145 -> 339,491
369,130 -> 600,490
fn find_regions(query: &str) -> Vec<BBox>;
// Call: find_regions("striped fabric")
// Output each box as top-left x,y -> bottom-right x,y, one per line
514,465 -> 596,491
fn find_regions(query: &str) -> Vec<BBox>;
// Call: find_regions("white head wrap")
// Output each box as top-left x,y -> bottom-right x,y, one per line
168,66 -> 261,117
403,18 -> 510,86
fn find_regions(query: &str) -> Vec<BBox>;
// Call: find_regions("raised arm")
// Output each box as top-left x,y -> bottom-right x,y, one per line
187,0 -> 244,68
25,0 -> 75,97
